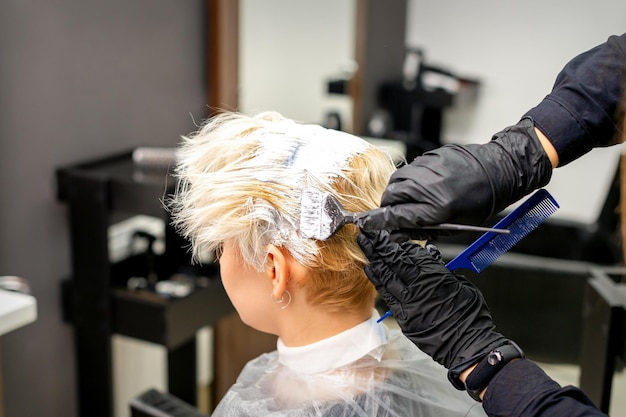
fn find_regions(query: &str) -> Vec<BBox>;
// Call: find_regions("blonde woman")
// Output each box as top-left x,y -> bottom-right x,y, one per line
170,111 -> 485,416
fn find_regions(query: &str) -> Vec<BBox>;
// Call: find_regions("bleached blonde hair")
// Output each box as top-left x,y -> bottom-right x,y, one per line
170,111 -> 397,313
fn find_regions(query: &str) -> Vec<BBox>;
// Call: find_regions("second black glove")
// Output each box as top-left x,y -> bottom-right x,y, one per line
358,230 -> 511,388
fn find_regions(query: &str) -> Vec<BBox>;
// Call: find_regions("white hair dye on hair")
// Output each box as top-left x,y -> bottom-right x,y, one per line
254,119 -> 370,181
248,118 -> 371,268
171,112 -> 380,272
255,125 -> 370,186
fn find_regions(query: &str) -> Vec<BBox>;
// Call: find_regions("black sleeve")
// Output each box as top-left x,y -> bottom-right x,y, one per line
524,33 -> 626,166
482,359 -> 607,417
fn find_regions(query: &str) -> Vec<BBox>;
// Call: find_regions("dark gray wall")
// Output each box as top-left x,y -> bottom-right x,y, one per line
0,1 -> 207,416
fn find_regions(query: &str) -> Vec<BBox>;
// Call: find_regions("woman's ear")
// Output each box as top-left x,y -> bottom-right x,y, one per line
265,245 -> 289,299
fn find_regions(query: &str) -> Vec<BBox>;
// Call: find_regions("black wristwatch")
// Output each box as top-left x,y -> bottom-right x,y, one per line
464,342 -> 525,402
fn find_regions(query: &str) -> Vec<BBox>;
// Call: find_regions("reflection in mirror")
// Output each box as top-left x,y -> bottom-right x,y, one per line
239,0 -> 356,129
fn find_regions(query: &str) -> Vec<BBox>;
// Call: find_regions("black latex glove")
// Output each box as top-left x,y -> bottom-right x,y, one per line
358,229 -> 510,388
355,118 -> 552,238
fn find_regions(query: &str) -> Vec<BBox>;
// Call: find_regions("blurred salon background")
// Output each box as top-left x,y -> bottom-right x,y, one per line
0,1 -> 624,416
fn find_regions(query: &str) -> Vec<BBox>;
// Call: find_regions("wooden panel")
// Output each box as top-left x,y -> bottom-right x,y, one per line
211,312 -> 277,410
206,0 -> 239,115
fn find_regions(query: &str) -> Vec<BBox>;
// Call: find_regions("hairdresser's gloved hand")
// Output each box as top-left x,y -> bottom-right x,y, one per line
358,229 -> 510,388
355,118 -> 552,238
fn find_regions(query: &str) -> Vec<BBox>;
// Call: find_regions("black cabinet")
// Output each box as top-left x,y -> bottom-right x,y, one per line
57,151 -> 233,417
580,268 -> 626,413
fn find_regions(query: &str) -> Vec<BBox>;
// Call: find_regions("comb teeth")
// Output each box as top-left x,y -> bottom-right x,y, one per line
446,189 -> 559,273
469,198 -> 558,272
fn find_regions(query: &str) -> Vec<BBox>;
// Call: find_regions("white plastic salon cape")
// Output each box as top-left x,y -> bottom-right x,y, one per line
212,312 -> 487,416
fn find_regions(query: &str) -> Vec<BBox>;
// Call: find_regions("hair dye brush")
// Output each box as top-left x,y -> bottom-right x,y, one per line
299,188 -> 510,241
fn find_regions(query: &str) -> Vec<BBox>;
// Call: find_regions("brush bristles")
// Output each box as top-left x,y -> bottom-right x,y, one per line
300,189 -> 347,240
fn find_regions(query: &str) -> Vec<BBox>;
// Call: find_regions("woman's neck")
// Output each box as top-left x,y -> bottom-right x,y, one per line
278,308 -> 372,347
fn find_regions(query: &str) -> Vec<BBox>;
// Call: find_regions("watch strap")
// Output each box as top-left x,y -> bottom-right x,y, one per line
464,342 -> 525,401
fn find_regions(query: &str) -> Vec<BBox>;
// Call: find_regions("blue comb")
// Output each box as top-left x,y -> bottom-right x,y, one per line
378,189 -> 559,322
445,188 -> 559,273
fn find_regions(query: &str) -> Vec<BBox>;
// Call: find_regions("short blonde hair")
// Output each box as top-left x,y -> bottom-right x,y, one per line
170,111 -> 396,313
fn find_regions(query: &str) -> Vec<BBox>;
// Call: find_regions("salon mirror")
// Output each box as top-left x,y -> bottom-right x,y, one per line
239,0 -> 357,130
238,0 -> 468,162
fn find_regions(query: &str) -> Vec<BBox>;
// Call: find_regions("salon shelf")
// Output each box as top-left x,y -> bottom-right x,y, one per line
62,278 -> 231,350
56,150 -> 176,218
56,150 -> 233,417
111,281 -> 231,349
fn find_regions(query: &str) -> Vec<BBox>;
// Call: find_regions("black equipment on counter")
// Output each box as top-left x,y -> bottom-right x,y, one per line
131,389 -> 206,417
373,49 -> 479,161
